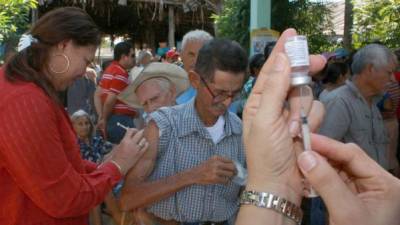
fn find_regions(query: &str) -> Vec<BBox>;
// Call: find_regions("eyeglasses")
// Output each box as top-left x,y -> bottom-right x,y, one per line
199,76 -> 242,103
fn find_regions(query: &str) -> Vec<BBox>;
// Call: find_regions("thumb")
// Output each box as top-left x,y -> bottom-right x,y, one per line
297,151 -> 363,219
255,52 -> 291,122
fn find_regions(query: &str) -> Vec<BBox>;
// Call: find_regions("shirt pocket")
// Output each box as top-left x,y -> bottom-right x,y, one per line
349,128 -> 369,144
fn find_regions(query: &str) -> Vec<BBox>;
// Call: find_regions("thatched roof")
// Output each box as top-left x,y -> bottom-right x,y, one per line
38,0 -> 220,37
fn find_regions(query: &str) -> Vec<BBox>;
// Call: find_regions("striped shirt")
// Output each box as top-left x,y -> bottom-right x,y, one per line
147,100 -> 245,223
99,61 -> 137,117
319,80 -> 389,169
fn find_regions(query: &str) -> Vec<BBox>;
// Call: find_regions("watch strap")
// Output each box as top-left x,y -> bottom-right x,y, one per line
239,190 -> 302,225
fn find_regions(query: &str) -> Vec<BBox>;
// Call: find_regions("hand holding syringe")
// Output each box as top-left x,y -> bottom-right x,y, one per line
285,36 -> 318,198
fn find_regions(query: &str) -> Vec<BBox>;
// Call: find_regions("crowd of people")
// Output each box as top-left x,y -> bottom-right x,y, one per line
1,6 -> 400,225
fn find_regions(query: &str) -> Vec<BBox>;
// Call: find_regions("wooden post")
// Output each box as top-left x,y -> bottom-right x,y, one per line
214,0 -> 223,36
343,0 -> 353,50
168,6 -> 175,48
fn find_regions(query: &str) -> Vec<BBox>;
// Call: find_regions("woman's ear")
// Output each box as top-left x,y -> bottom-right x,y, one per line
56,39 -> 72,52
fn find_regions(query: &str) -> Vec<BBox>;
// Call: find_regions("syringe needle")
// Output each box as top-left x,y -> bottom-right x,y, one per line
117,122 -> 129,131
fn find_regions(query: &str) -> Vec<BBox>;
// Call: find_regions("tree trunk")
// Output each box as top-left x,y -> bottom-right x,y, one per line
214,0 -> 223,36
343,0 -> 353,50
168,6 -> 175,48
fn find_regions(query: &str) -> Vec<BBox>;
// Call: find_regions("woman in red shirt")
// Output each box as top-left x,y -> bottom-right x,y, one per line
0,7 -> 148,225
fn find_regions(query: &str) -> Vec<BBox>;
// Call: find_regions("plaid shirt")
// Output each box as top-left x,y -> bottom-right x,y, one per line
147,100 -> 245,223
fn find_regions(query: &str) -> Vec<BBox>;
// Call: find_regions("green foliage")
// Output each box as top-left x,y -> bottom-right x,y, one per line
213,0 -> 338,54
275,0 -> 338,53
0,0 -> 37,43
212,0 -> 250,51
353,0 -> 400,49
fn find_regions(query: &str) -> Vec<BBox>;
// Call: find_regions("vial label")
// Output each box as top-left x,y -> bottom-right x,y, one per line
285,38 -> 310,67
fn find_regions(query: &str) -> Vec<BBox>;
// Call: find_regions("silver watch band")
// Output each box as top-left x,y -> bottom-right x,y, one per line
239,190 -> 303,225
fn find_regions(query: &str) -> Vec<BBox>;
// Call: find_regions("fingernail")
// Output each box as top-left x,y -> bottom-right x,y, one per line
289,121 -> 299,137
273,53 -> 286,72
298,151 -> 317,173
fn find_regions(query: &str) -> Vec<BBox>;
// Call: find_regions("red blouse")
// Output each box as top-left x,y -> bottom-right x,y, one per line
0,69 -> 122,225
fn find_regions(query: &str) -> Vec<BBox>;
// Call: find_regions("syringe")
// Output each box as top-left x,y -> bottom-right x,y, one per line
299,85 -> 318,198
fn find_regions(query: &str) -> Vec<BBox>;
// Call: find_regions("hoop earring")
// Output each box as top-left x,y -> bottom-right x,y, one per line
49,53 -> 70,74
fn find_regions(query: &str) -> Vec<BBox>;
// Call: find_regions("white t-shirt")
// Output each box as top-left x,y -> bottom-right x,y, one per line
206,116 -> 225,144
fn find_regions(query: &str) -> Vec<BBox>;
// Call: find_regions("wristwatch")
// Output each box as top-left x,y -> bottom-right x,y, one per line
239,190 -> 302,225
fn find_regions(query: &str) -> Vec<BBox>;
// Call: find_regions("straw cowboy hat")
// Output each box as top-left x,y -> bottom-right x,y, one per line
118,62 -> 189,109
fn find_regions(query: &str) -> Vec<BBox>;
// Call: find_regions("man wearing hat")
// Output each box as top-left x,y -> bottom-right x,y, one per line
119,62 -> 189,115
120,39 -> 248,225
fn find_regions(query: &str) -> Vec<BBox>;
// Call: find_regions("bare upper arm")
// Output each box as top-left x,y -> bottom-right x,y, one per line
104,92 -> 117,105
125,120 -> 159,183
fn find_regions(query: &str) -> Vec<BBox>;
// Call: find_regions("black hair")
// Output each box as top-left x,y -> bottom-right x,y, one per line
195,39 -> 248,81
113,41 -> 133,61
101,60 -> 112,71
322,62 -> 349,84
249,53 -> 265,75
264,41 -> 276,60
159,53 -> 166,62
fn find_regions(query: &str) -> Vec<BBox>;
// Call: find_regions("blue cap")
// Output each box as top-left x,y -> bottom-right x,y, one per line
335,48 -> 350,58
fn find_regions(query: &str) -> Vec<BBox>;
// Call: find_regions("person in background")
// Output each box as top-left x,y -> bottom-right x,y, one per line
0,7 -> 148,225
165,49 -> 180,64
175,29 -> 213,104
94,60 -> 112,121
71,109 -> 113,165
137,50 -> 153,67
263,41 -> 276,60
67,67 -> 98,120
319,44 -> 397,170
156,41 -> 169,60
119,62 -> 189,116
378,79 -> 400,176
71,110 -> 113,225
97,41 -> 138,144
379,48 -> 400,176
318,62 -> 349,102
237,53 -> 265,119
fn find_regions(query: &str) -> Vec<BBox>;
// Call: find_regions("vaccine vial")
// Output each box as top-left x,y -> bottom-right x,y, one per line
284,36 -> 311,86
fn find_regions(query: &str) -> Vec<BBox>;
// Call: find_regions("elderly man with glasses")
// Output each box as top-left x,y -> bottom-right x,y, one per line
120,39 -> 248,225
